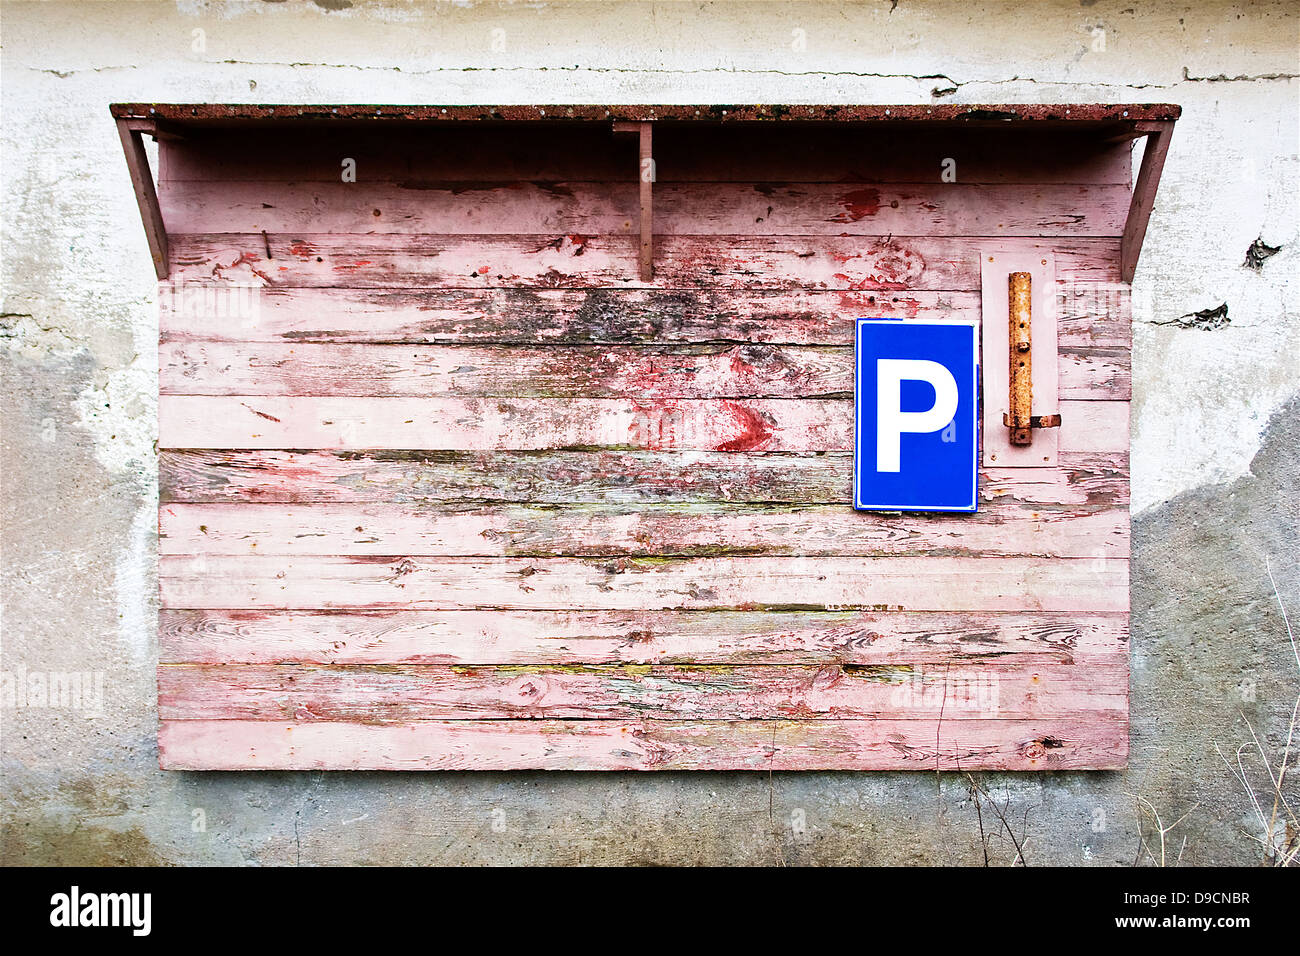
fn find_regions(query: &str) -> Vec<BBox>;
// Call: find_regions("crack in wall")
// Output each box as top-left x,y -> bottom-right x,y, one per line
30,61 -> 1295,88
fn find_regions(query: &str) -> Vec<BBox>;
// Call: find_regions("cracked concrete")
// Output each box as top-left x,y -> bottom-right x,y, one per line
2,0 -> 1297,865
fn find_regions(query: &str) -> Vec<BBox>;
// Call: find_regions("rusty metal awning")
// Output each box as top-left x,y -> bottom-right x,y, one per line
111,101 -> 1178,127
110,102 -> 1179,282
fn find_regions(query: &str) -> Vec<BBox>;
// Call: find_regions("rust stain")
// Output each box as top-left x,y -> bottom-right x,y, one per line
211,251 -> 272,285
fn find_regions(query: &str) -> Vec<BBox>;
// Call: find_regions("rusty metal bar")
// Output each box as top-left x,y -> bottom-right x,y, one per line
115,118 -> 168,280
1006,272 -> 1034,445
1002,270 -> 1062,443
109,102 -> 1183,125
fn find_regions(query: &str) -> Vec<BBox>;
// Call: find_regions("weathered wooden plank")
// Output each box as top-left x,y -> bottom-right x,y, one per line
158,449 -> 1129,506
158,660 -> 1127,722
1059,346 -> 1131,400
159,286 -> 1129,349
168,234 -> 1120,290
158,716 -> 1129,770
159,608 -> 1129,665
159,286 -> 982,343
159,127 -> 1133,185
158,501 -> 1128,558
157,396 -> 843,451
1060,284 -> 1132,349
158,341 -> 1129,400
157,396 -> 1128,452
160,181 -> 1129,238
159,342 -> 851,398
159,555 -> 1129,612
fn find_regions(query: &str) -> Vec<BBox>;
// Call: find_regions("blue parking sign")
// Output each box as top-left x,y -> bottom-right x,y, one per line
854,319 -> 979,512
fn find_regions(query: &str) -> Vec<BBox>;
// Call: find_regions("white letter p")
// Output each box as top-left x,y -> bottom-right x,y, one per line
876,359 -> 959,472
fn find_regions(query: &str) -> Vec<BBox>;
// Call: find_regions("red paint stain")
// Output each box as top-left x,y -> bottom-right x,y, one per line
211,251 -> 273,285
715,402 -> 773,452
332,260 -> 373,273
832,243 -> 925,292
627,356 -> 666,394
728,349 -> 755,378
829,187 -> 881,223
838,292 -> 918,317
288,240 -> 318,258
833,273 -> 908,292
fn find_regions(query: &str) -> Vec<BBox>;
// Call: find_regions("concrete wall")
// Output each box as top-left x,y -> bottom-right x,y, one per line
2,0 -> 1296,865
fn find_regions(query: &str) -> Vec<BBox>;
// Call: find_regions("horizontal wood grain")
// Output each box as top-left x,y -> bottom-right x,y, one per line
158,501 -> 1128,558
161,181 -> 1129,238
159,285 -> 1131,348
158,660 -> 1126,721
158,716 -> 1128,770
159,608 -> 1129,665
168,234 -> 1120,290
160,342 -> 853,399
158,449 -> 1129,506
158,340 -> 1129,400
158,396 -> 1128,452
160,286 -> 982,343
159,554 -> 1129,612
159,127 -> 1134,185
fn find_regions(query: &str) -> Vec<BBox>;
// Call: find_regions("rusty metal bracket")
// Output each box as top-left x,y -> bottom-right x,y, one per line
613,120 -> 654,282
1002,272 -> 1061,445
114,117 -> 169,280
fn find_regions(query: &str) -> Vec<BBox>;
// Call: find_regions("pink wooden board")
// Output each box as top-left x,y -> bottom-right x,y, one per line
167,234 -> 1121,290
157,660 -> 1127,721
158,286 -> 1126,348
157,341 -> 1129,401
157,395 -> 1128,452
158,717 -> 1128,771
159,449 -> 1129,507
155,126 -> 1133,771
159,181 -> 1129,238
160,609 -> 1128,665
158,554 -> 1129,612
158,501 -> 1129,558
